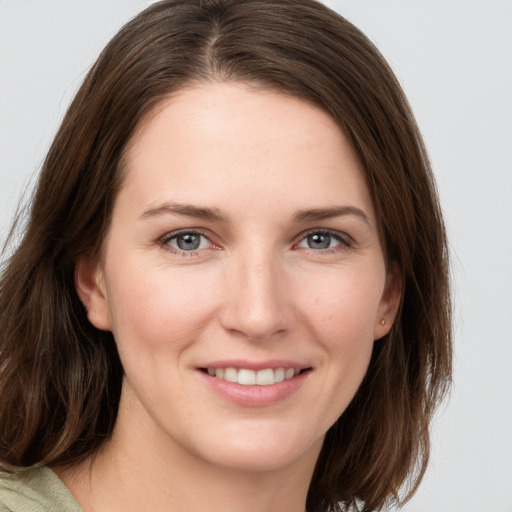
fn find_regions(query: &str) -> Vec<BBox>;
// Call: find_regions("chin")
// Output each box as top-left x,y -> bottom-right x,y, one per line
191,423 -> 325,473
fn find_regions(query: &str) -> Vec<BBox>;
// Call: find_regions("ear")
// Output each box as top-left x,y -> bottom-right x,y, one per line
374,263 -> 402,340
75,254 -> 112,331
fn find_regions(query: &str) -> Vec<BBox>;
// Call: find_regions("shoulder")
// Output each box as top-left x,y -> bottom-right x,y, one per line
0,465 -> 83,512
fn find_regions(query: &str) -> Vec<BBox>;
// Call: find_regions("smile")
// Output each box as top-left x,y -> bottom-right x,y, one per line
205,367 -> 302,386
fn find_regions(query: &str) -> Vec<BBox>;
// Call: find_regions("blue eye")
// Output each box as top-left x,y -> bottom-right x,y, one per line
163,231 -> 211,253
297,231 -> 349,251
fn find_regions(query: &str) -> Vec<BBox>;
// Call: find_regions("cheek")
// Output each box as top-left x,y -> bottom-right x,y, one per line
104,260 -> 220,354
297,264 -> 384,342
294,266 -> 383,399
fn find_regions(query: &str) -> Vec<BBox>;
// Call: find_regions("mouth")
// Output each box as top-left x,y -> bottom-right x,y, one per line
200,367 -> 312,386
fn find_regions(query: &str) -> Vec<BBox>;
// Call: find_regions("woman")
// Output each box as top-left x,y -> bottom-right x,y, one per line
0,1 -> 452,511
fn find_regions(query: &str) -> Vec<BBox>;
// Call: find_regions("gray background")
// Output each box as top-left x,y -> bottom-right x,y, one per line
1,1 -> 511,511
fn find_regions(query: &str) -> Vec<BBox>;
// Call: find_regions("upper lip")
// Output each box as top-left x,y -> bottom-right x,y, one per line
197,359 -> 312,371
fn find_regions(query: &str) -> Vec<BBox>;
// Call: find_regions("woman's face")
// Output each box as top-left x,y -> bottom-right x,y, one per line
78,82 -> 399,473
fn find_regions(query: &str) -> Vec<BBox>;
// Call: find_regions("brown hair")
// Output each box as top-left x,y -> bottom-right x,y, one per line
0,1 -> 451,510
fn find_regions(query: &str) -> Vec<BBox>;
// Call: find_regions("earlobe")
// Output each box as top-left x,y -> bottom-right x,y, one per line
374,264 -> 402,340
75,254 -> 112,331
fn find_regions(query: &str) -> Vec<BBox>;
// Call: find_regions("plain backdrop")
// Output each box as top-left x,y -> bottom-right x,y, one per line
1,1 -> 511,511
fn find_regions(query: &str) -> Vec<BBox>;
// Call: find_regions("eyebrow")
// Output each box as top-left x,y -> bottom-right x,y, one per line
140,202 -> 370,225
140,202 -> 226,222
292,206 -> 371,225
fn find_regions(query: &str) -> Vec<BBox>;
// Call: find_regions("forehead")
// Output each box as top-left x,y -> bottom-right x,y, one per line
120,82 -> 375,221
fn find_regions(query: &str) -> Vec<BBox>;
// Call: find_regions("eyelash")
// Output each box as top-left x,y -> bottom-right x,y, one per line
159,229 -> 214,257
159,228 -> 353,257
297,229 -> 353,254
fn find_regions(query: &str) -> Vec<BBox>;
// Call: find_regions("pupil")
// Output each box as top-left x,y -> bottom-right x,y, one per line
308,233 -> 330,249
178,234 -> 200,250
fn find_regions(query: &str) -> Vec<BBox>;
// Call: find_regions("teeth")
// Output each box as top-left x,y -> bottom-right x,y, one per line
238,369 -> 256,385
206,367 -> 302,386
224,367 -> 237,383
256,368 -> 274,385
274,368 -> 285,383
284,368 -> 295,380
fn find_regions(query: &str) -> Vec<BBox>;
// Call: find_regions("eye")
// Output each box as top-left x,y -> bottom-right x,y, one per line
296,230 -> 350,251
161,230 -> 213,254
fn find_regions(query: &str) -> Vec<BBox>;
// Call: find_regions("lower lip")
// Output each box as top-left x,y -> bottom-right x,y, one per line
198,370 -> 310,407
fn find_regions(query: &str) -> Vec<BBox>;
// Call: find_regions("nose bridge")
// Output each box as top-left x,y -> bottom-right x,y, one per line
220,243 -> 289,340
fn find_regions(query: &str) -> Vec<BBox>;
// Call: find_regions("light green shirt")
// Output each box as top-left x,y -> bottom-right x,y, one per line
0,465 -> 82,512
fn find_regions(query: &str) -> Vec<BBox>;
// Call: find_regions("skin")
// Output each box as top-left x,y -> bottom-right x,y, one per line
65,82 -> 401,512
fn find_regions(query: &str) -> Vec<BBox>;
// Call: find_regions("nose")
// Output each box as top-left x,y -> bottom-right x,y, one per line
219,248 -> 292,341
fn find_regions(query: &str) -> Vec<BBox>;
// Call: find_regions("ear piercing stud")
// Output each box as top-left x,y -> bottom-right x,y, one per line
380,319 -> 385,325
